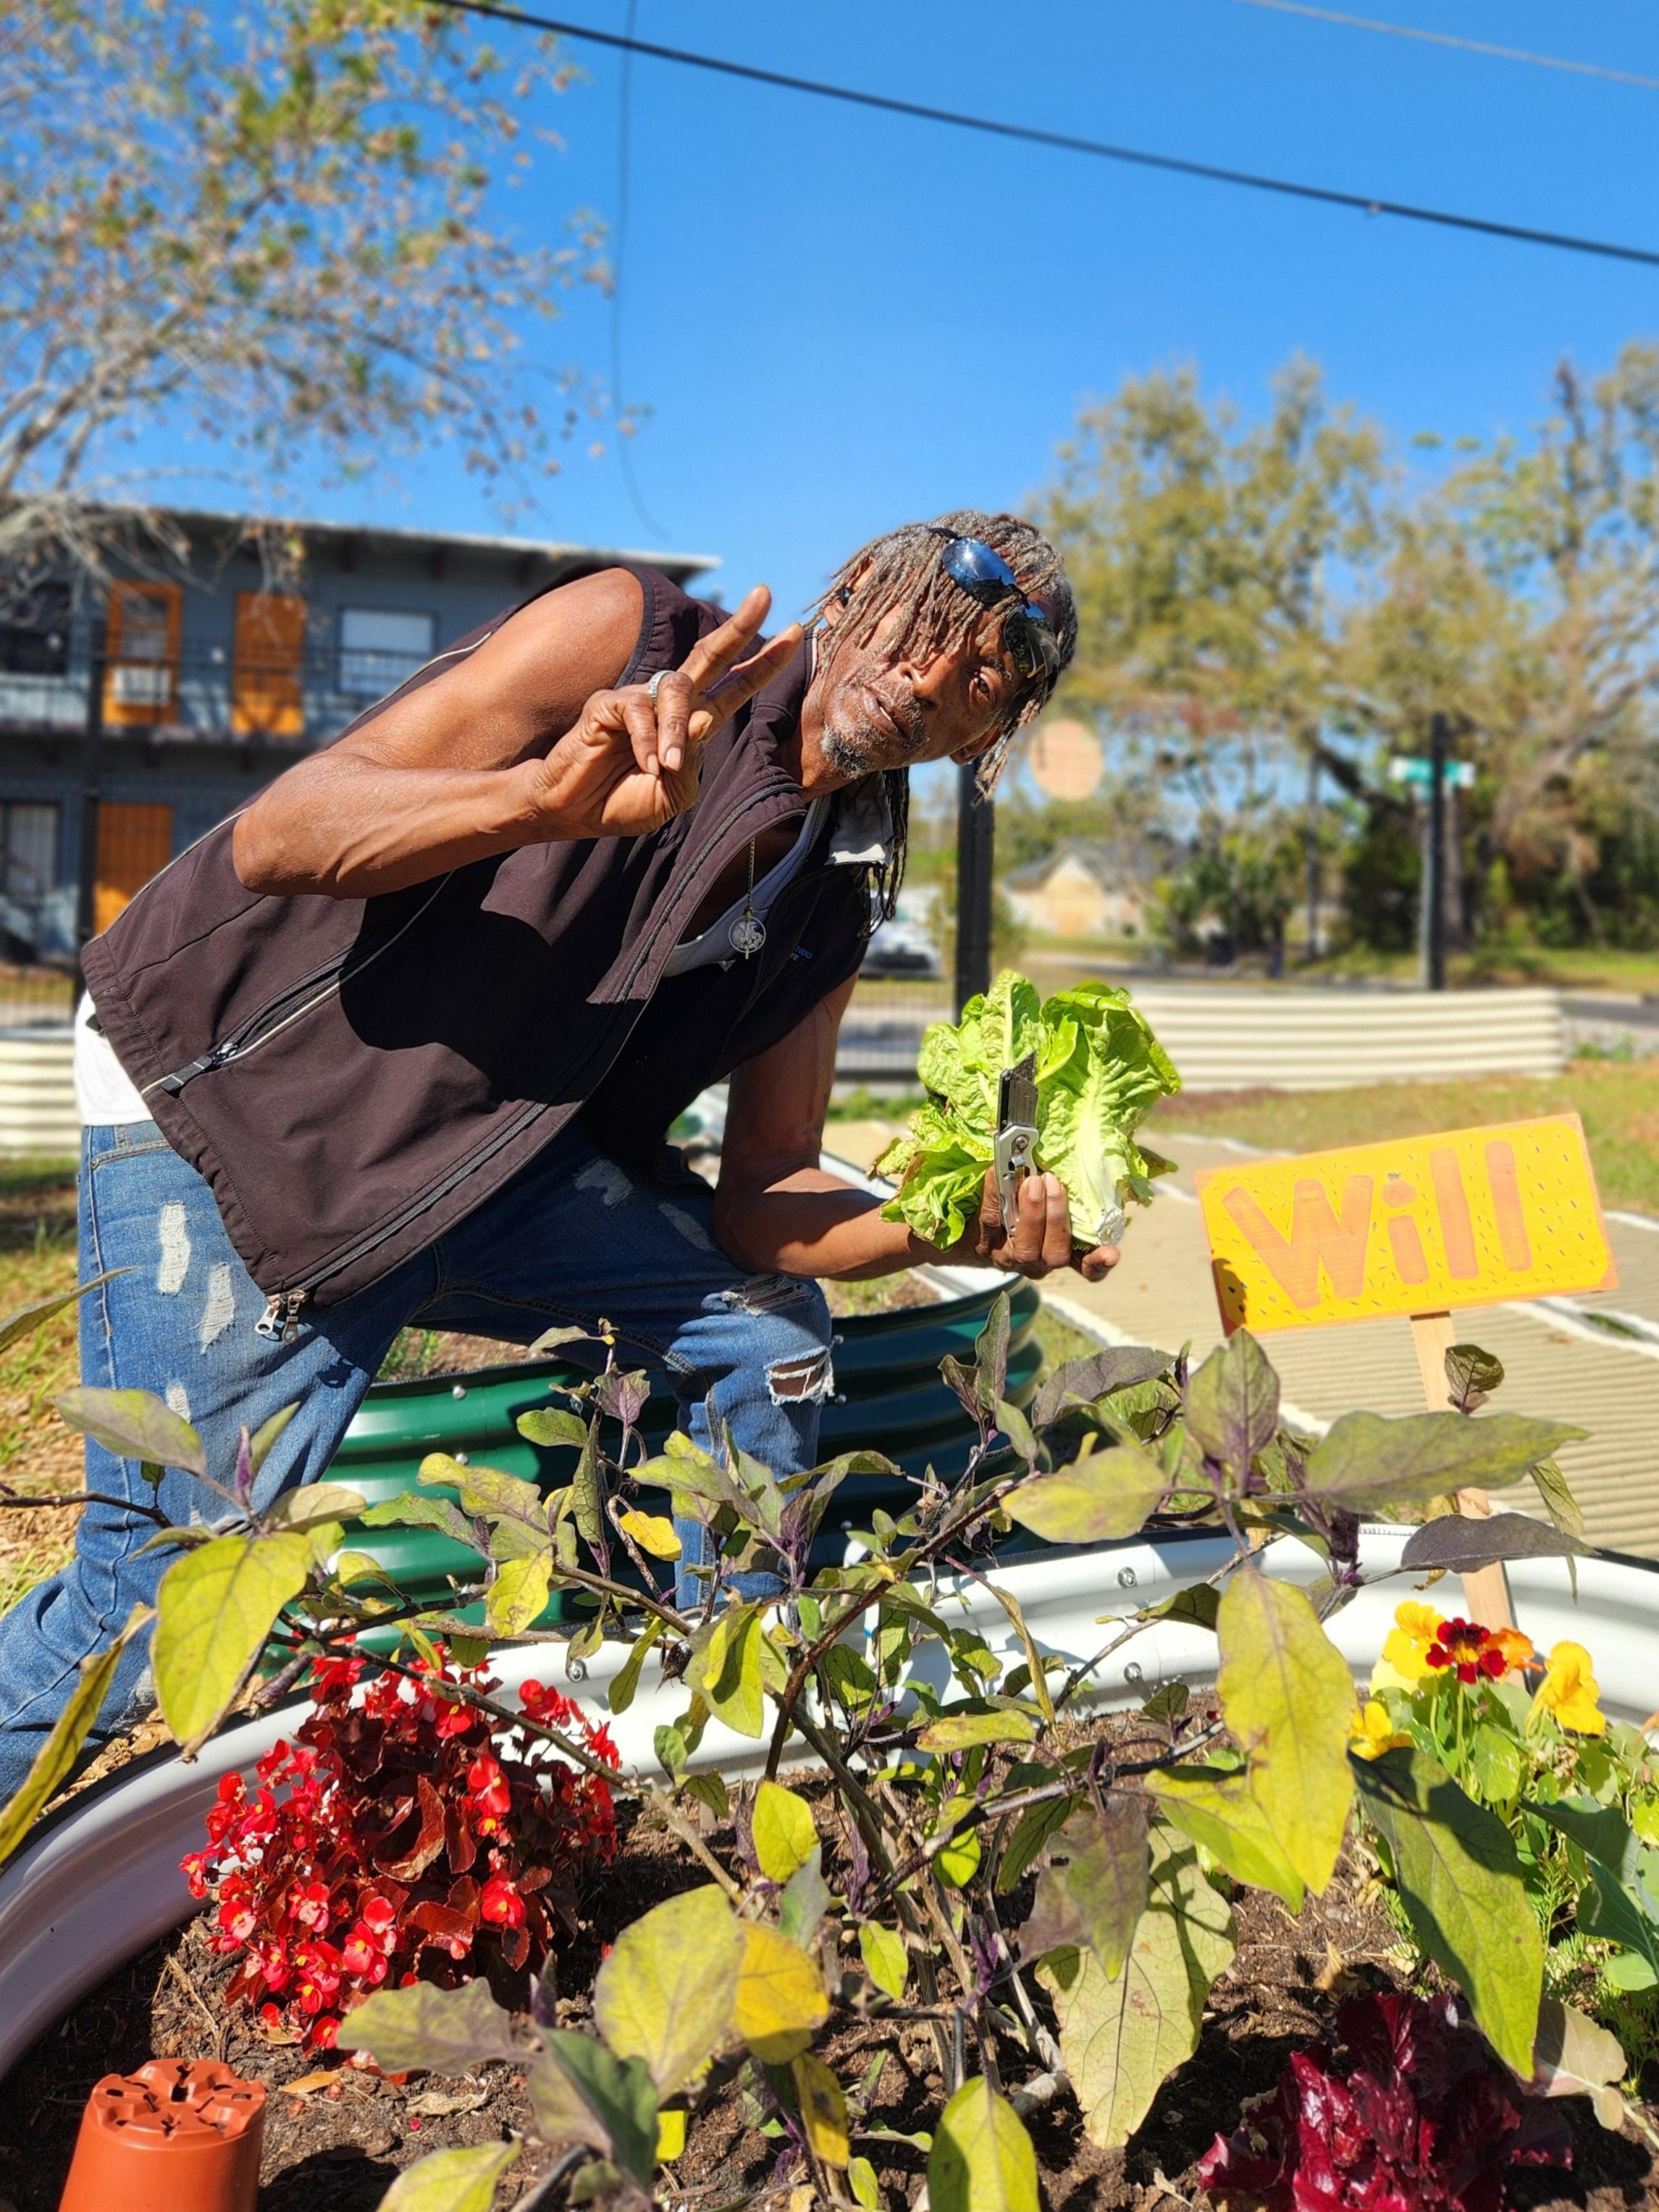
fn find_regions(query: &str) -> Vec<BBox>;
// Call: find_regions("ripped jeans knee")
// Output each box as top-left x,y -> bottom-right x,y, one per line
715,1273 -> 835,1407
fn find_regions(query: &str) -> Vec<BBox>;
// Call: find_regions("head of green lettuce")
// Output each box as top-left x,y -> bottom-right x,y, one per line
872,971 -> 1181,1252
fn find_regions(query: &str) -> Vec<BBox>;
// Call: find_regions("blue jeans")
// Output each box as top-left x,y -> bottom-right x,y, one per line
0,1120 -> 832,1805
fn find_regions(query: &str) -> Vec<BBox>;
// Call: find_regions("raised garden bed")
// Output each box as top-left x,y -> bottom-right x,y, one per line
5,1724 -> 1655,2212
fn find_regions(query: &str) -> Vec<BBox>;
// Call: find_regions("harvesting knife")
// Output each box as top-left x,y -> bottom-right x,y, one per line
994,1052 -> 1038,1228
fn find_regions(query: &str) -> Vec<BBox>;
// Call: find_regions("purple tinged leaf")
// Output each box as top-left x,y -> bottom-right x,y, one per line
1184,1328 -> 1280,1475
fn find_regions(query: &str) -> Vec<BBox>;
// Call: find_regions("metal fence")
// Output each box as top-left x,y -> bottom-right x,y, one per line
836,976 -> 952,1082
0,639 -> 438,753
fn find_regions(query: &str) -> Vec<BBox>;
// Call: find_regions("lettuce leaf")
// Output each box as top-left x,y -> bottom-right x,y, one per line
875,971 -> 1180,1250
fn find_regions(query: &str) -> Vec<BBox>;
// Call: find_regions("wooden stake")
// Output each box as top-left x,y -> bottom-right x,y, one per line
1409,1310 -> 1515,1630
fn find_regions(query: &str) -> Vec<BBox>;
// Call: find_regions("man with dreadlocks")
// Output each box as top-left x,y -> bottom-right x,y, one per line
0,510 -> 1112,1796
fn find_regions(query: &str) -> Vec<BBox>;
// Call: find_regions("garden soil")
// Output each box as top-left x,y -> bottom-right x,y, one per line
4,1748 -> 1655,2211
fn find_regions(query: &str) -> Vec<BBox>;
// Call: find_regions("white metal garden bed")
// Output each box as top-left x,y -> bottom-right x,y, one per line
1,1528 -> 1655,2080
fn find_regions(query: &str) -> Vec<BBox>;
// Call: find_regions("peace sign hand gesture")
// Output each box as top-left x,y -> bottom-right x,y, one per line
531,587 -> 802,840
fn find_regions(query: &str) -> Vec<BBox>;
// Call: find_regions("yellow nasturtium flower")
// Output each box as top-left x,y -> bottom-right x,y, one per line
1349,1700 -> 1411,1761
1531,1641 -> 1606,1736
1379,1601 -> 1445,1686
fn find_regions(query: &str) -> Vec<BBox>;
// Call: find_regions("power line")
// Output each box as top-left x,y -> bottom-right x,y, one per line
427,0 -> 1659,271
1219,0 -> 1659,95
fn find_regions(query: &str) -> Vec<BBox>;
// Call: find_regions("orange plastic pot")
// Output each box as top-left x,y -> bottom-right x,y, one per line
59,2057 -> 265,2212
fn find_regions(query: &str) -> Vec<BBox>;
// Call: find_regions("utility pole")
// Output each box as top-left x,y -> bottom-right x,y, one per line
74,621 -> 107,990
954,761 -> 995,1017
1419,711 -> 1448,992
1303,752 -> 1321,963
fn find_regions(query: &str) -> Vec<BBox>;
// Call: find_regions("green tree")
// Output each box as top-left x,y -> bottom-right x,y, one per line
0,0 -> 605,587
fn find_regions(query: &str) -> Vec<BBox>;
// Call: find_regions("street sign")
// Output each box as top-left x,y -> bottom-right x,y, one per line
1195,1114 -> 1615,1334
1390,755 -> 1475,789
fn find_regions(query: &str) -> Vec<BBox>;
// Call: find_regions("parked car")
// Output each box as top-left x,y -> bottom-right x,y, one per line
860,918 -> 942,978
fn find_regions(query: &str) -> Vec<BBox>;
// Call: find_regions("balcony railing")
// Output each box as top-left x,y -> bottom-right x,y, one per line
0,640 -> 440,749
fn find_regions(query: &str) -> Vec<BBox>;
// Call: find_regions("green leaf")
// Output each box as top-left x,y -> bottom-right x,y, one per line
1031,1345 -> 1169,1430
1579,1864 -> 1659,1975
1184,1328 -> 1279,1474
996,1790 -> 1080,1895
0,1604 -> 151,1874
0,1270 -> 118,1359
1530,1457 -> 1585,1542
358,1489 -> 481,1551
1528,1796 -> 1647,1891
1217,1572 -> 1353,1893
974,1294 -> 1012,1415
516,1405 -> 591,1449
337,1977 -> 520,2071
248,1402 -> 299,1473
996,1399 -> 1036,1463
1057,1800 -> 1150,1979
485,1550 -> 552,1637
692,1605 -> 766,1739
980,1583 -> 1056,1727
1468,1724 -> 1524,1803
1445,1344 -> 1504,1412
1146,1765 -> 1306,1911
571,1417 -> 605,1549
1353,1746 -> 1543,2074
376,2142 -> 520,2212
860,1922 -> 909,2002
928,2077 -> 1039,2212
733,1920 -> 829,2063
531,2032 -> 660,2187
683,1772 -> 729,1822
56,1384 -> 206,1475
264,1482 -> 364,1532
1303,1411 -> 1585,1512
1148,1583 -> 1222,1633
779,1845 -> 830,1946
609,1619 -> 665,1716
1004,1445 -> 1167,1543
1528,1998 -> 1628,2132
1038,1837 -> 1235,2150
153,1533 -> 311,1751
849,2153 -> 883,2210
593,1885 -> 746,2093
752,1780 -> 818,1884
935,1804 -> 983,1890
918,1709 -> 1038,1754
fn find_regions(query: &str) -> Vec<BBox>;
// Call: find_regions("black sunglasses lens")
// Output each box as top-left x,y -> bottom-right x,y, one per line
941,535 -> 1020,601
1004,611 -> 1059,684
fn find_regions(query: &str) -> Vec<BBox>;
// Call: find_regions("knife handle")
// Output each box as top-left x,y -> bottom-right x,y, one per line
994,1124 -> 1037,1226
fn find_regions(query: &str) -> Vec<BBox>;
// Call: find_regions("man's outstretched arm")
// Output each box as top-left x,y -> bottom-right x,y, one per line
232,571 -> 801,899
713,979 -> 1120,1284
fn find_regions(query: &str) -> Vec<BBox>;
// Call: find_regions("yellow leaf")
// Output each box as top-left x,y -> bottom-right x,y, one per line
928,2077 -> 1038,2212
733,1922 -> 830,2064
620,1509 -> 681,1560
792,2052 -> 849,2168
594,1886 -> 746,2093
485,1550 -> 552,1636
1217,1572 -> 1353,1893
753,1780 -> 818,1884
655,2108 -> 686,2161
154,1533 -> 311,1751
859,1922 -> 908,2002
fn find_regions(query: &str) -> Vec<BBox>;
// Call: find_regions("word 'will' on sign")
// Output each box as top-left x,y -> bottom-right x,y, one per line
1195,1114 -> 1616,1334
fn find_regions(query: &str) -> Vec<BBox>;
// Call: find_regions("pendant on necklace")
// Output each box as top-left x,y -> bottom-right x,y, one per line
728,912 -> 767,958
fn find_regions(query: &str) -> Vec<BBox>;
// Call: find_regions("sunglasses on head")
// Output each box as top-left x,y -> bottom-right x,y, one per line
928,529 -> 1062,689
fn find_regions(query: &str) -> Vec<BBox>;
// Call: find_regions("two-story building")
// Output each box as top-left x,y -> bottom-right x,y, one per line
0,505 -> 718,958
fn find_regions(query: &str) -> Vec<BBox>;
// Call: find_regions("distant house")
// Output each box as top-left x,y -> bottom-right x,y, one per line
1003,840 -> 1153,941
0,505 -> 716,957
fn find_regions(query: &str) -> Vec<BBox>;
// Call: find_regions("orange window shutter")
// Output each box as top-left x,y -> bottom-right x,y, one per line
104,582 -> 181,727
232,592 -> 306,739
93,804 -> 174,936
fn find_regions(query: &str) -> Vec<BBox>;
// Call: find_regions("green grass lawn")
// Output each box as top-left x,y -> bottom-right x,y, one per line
1151,1060 -> 1659,1215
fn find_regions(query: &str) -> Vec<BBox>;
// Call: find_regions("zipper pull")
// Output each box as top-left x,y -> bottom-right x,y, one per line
255,1289 -> 307,1342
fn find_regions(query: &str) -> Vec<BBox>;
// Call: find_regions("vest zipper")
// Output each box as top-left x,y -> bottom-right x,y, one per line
143,876 -> 451,1100
244,784 -> 799,1332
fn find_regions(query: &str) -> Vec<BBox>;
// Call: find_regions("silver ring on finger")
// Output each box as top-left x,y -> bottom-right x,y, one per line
646,669 -> 668,700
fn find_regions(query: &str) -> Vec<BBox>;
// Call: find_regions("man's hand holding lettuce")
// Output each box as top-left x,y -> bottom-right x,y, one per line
873,970 -> 1181,1254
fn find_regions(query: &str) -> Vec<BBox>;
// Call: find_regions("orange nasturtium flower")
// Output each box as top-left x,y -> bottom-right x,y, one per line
1349,1700 -> 1411,1761
1531,1641 -> 1606,1736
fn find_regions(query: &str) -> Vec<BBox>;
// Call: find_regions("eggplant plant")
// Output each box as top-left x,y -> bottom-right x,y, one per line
1,1289 -> 1637,2212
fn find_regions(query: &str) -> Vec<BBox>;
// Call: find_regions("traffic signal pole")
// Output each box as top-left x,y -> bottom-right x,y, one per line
1419,711 -> 1448,992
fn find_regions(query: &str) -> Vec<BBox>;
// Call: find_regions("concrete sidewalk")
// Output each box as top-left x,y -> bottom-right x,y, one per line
830,1117 -> 1659,1560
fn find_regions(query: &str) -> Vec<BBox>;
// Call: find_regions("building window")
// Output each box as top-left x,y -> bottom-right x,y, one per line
0,583 -> 71,676
104,581 -> 182,725
0,803 -> 60,932
232,591 -> 306,740
337,608 -> 435,698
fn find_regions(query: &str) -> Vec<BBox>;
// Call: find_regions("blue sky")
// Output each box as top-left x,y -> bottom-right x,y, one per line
172,2 -> 1659,621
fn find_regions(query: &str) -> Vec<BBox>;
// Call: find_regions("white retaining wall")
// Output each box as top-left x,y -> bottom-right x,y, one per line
0,1029 -> 77,1155
1130,986 -> 1564,1092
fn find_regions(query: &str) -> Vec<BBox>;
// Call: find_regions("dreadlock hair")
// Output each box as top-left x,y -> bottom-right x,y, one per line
806,511 -> 1078,920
